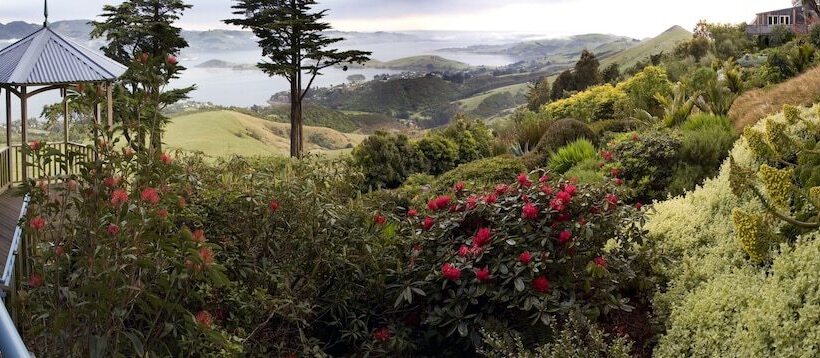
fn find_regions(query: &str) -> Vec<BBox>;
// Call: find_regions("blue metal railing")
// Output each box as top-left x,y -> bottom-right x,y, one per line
0,194 -> 31,357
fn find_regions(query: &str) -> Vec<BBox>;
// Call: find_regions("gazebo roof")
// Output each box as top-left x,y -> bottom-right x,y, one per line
0,25 -> 127,85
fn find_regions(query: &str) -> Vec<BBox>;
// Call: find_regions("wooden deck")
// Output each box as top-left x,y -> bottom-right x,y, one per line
0,190 -> 24,279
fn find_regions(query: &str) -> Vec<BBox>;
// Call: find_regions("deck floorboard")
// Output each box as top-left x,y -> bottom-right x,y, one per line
0,190 -> 25,277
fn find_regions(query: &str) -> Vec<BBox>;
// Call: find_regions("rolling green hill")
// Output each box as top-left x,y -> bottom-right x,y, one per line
362,55 -> 471,72
601,25 -> 692,70
164,110 -> 366,157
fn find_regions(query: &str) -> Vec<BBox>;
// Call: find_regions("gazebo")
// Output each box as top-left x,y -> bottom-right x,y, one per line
0,2 -> 127,191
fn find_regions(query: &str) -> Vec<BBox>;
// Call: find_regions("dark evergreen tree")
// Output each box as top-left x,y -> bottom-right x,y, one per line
573,49 -> 602,91
526,76 -> 551,111
225,0 -> 371,158
550,70 -> 575,101
601,63 -> 621,84
91,0 -> 195,151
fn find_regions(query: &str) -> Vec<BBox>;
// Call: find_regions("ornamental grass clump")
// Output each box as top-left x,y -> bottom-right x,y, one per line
389,169 -> 646,350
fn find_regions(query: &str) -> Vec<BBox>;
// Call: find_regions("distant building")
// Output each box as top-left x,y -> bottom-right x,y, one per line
746,5 -> 818,36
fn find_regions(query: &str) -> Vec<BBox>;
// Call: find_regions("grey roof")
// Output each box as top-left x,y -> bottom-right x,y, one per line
0,25 -> 127,85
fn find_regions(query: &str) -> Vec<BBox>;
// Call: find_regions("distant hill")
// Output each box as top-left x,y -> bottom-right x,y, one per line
440,33 -> 638,62
601,26 -> 692,70
196,59 -> 257,71
164,110 -> 367,157
362,55 -> 471,72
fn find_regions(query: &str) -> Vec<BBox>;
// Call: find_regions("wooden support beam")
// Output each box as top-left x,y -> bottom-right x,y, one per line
20,86 -> 27,182
4,88 -> 10,148
106,82 -> 113,128
62,87 -> 68,145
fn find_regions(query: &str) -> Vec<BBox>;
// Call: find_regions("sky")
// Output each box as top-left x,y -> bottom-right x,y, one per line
0,0 -> 797,38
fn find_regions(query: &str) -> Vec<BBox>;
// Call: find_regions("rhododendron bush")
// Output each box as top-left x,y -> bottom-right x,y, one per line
19,133 -> 236,356
389,171 -> 647,348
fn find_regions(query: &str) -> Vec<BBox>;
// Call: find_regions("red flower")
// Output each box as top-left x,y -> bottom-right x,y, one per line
522,203 -> 539,220
540,185 -> 554,196
615,178 -> 624,186
601,150 -> 614,162
54,245 -> 64,256
457,245 -> 470,257
407,208 -> 418,217
469,244 -> 485,256
520,194 -> 530,203
199,247 -> 215,265
517,172 -> 532,188
594,256 -> 607,268
453,181 -> 465,192
473,227 -> 492,247
103,176 -> 121,188
29,140 -> 43,151
30,215 -> 46,231
268,198 -> 279,212
495,184 -> 509,195
66,179 -> 78,191
558,230 -> 572,245
635,202 -> 644,210
427,195 -> 451,211
28,274 -> 43,288
140,187 -> 160,205
441,263 -> 461,281
563,184 -> 577,197
466,195 -> 478,210
631,133 -> 640,141
475,267 -> 492,283
138,52 -> 150,64
166,54 -> 178,65
195,310 -> 213,328
484,193 -> 497,204
532,275 -> 550,293
606,193 -> 619,207
519,251 -> 532,265
423,216 -> 435,231
159,152 -> 173,165
192,229 -> 206,243
107,223 -> 120,236
372,327 -> 391,342
550,198 -> 566,212
157,208 -> 168,218
122,147 -> 135,159
111,189 -> 129,207
556,190 -> 572,203
610,168 -> 620,178
373,214 -> 387,225
540,174 -> 550,183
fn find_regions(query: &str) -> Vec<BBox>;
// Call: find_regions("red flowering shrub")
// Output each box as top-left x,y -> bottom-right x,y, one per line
390,170 -> 645,348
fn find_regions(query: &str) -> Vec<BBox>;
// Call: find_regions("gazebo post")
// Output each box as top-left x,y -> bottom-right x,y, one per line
4,88 -> 10,148
62,86 -> 68,146
19,86 -> 27,182
4,88 -> 10,189
106,82 -> 113,128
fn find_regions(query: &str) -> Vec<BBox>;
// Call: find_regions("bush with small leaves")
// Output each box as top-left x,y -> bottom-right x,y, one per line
525,118 -> 598,169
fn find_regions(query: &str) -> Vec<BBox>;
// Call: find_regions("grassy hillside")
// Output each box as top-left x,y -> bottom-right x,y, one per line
729,65 -> 820,132
363,55 -> 471,72
602,25 -> 691,70
164,110 -> 366,157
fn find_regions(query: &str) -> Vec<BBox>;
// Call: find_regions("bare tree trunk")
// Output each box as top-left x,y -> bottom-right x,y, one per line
290,79 -> 300,158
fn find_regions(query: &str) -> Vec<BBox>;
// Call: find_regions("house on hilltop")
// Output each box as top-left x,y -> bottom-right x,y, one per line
746,5 -> 818,36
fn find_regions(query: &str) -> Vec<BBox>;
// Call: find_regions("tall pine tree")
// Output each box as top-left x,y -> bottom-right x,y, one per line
225,0 -> 371,158
91,0 -> 194,152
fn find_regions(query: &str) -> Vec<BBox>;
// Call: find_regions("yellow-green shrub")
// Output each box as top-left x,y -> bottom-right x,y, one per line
616,65 -> 672,117
540,84 -> 629,122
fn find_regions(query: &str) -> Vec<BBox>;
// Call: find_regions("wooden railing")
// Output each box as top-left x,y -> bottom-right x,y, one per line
0,142 -> 93,193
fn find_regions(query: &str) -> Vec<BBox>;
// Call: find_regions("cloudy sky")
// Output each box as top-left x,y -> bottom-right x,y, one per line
0,0 -> 796,38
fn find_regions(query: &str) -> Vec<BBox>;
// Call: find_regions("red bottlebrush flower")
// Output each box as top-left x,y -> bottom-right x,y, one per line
159,152 -> 173,165
54,245 -> 64,256
563,184 -> 577,197
495,184 -> 509,195
157,208 -> 168,218
373,214 -> 387,225
122,147 -> 135,159
556,213 -> 571,222
441,263 -> 461,281
140,187 -> 160,205
103,176 -> 121,188
550,198 -> 566,212
457,245 -> 470,257
111,189 -> 129,207
427,195 -> 451,211
484,193 -> 498,204
606,193 -> 619,207
615,178 -> 624,186
453,181 -> 465,192
30,215 -> 46,231
540,184 -> 554,196
268,198 -> 279,212
556,190 -> 572,203
473,227 -> 492,247
192,229 -> 206,243
539,174 -> 550,183
195,310 -> 213,328
372,327 -> 392,342
107,223 -> 120,236
522,203 -> 539,220
519,251 -> 532,265
138,52 -> 150,64
423,216 -> 435,231
635,202 -> 644,210
610,168 -> 620,178
166,54 -> 178,65
475,267 -> 492,283
28,274 -> 43,288
601,150 -> 614,162
594,256 -> 607,268
465,195 -> 478,210
532,275 -> 550,293
199,247 -> 215,265
407,208 -> 418,217
470,244 -> 485,256
558,230 -> 572,245
517,172 -> 532,188
29,140 -> 43,150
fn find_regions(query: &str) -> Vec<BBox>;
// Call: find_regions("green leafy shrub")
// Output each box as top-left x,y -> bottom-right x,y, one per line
541,84 -> 629,122
589,119 -> 639,137
417,134 -> 459,175
353,132 -> 424,189
681,113 -> 732,132
433,155 -> 526,192
549,138 -> 598,174
390,174 -> 646,351
667,118 -> 736,195
564,158 -> 606,185
811,24 -> 820,48
505,112 -> 553,152
525,118 -> 598,169
603,131 -> 682,201
441,116 -> 494,165
616,65 -> 671,117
